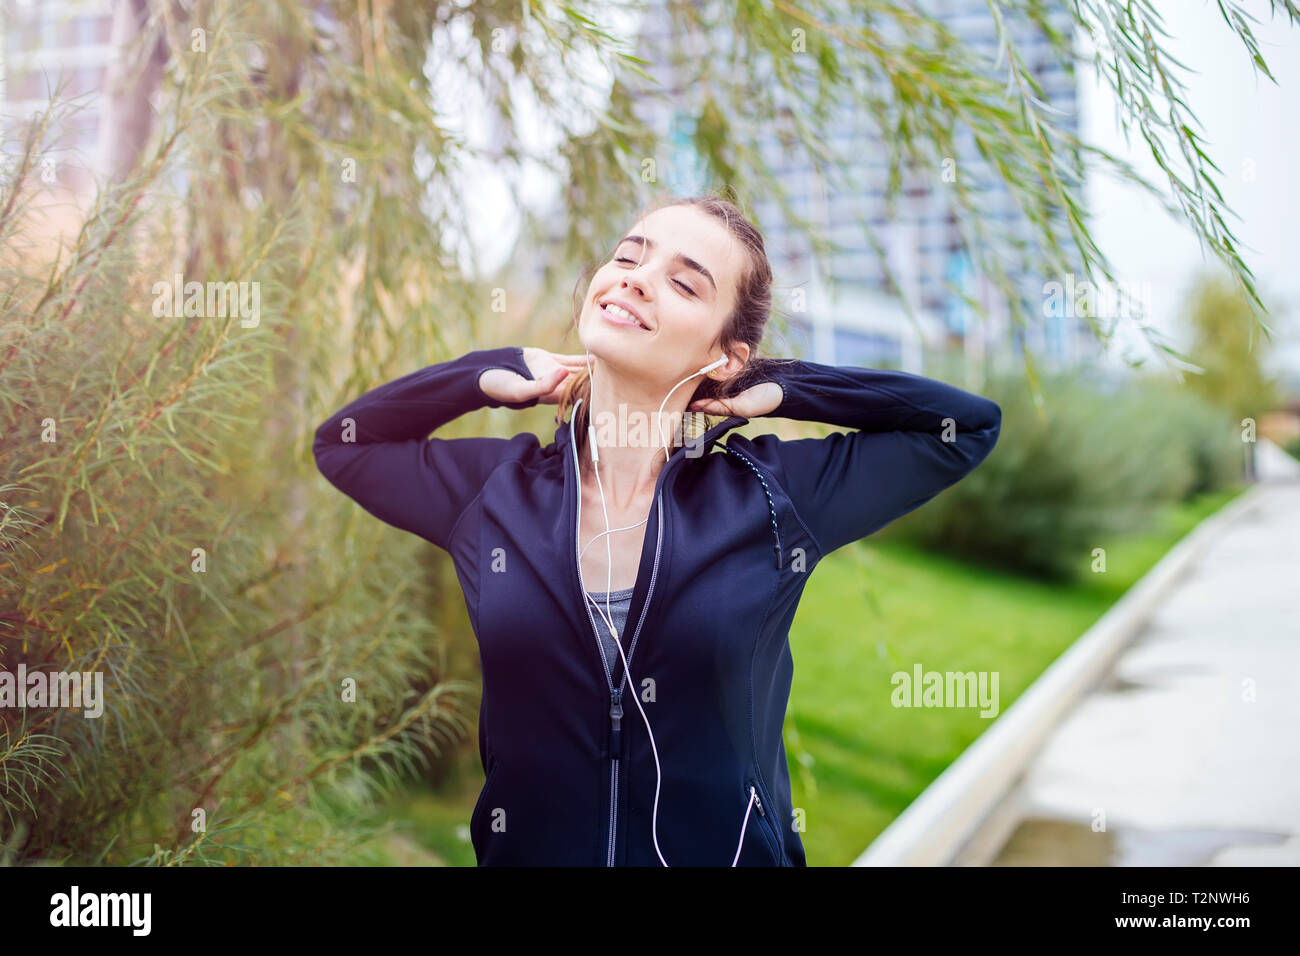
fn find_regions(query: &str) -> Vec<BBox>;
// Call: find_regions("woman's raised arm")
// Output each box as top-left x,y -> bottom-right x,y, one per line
312,346 -> 559,550
737,358 -> 1002,558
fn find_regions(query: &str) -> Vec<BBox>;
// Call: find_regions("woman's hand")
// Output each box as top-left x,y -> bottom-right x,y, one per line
689,381 -> 784,419
480,348 -> 588,405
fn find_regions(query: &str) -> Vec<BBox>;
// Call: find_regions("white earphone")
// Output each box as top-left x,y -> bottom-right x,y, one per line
581,350 -> 766,866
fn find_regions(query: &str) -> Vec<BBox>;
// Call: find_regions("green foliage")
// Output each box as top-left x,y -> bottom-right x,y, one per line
1131,376 -> 1244,498
1181,271 -> 1284,422
889,369 -> 1242,581
0,5 -> 479,866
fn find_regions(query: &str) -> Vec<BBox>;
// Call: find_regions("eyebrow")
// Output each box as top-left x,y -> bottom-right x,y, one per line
615,234 -> 717,293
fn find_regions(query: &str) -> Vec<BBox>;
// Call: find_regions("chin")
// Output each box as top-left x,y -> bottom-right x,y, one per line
579,336 -> 621,365
579,316 -> 624,356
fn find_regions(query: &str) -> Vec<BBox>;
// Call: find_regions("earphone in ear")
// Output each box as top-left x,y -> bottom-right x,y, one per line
656,354 -> 728,462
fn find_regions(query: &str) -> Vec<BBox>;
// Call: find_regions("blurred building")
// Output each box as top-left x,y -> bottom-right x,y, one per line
624,0 -> 1097,374
0,0 -> 115,198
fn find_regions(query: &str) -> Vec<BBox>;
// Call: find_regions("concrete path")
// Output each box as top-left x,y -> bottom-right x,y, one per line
957,442 -> 1300,866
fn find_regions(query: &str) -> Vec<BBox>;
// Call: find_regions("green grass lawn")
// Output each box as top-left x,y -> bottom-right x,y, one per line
348,485 -> 1244,866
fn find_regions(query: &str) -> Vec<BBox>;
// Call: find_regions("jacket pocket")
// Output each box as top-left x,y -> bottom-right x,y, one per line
743,777 -> 782,866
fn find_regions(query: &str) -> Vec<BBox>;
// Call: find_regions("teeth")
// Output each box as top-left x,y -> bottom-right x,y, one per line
604,303 -> 646,329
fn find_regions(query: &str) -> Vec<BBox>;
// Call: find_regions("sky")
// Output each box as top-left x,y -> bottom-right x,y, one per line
1082,0 -> 1300,382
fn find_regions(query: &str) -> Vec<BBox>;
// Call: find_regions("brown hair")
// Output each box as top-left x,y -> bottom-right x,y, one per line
555,192 -> 790,457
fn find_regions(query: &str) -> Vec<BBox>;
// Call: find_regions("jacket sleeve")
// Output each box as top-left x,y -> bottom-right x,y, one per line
312,346 -> 540,551
742,358 -> 1002,557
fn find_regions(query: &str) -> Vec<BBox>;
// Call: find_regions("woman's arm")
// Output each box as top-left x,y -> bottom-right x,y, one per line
312,346 -> 541,550
740,358 -> 1002,558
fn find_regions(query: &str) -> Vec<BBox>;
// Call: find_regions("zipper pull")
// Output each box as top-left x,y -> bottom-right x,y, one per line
750,785 -> 765,817
609,693 -> 623,759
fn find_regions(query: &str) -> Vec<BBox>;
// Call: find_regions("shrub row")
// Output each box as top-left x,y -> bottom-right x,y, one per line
885,368 -> 1243,581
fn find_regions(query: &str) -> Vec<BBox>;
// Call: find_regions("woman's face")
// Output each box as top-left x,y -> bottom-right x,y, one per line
579,205 -> 744,387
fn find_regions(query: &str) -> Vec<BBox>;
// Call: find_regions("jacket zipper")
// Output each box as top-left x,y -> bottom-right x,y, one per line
570,405 -> 742,866
746,777 -> 783,864
590,494 -> 665,868
570,451 -> 622,866
570,412 -> 671,867
607,494 -> 665,866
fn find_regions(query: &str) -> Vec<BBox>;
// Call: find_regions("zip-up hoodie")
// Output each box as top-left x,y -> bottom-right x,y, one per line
312,345 -> 1002,866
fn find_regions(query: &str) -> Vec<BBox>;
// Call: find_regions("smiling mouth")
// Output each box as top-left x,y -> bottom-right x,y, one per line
599,301 -> 651,331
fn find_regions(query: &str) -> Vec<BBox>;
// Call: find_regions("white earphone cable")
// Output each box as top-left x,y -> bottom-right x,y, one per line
579,519 -> 648,561
582,348 -> 758,867
656,357 -> 728,463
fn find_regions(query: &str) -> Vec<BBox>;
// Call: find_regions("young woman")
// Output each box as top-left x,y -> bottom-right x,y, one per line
313,196 -> 1002,866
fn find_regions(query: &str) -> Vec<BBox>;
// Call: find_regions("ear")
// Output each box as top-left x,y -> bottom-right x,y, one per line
711,342 -> 750,382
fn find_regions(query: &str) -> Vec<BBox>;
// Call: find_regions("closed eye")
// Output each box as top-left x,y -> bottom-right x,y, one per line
613,256 -> 696,297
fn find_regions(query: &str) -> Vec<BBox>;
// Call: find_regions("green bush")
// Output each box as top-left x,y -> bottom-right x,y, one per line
888,368 -> 1239,581
1129,377 -> 1242,498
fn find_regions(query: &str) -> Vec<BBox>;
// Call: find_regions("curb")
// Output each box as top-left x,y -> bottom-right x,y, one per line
851,480 -> 1275,867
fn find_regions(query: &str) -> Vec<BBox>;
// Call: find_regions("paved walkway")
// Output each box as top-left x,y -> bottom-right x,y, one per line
961,442 -> 1300,866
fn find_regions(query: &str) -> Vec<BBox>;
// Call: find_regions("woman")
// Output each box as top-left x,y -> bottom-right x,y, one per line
313,195 -> 1002,866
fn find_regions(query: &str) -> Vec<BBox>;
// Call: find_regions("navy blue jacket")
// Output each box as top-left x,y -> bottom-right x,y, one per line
313,346 -> 1001,866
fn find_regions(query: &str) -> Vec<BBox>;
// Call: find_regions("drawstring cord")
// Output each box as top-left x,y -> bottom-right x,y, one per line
722,445 -> 783,570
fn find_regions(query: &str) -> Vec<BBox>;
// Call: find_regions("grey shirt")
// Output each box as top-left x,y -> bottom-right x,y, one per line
586,586 -> 634,677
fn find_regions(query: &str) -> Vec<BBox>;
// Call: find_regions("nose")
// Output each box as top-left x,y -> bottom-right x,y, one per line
619,264 -> 651,300
620,277 -> 651,305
